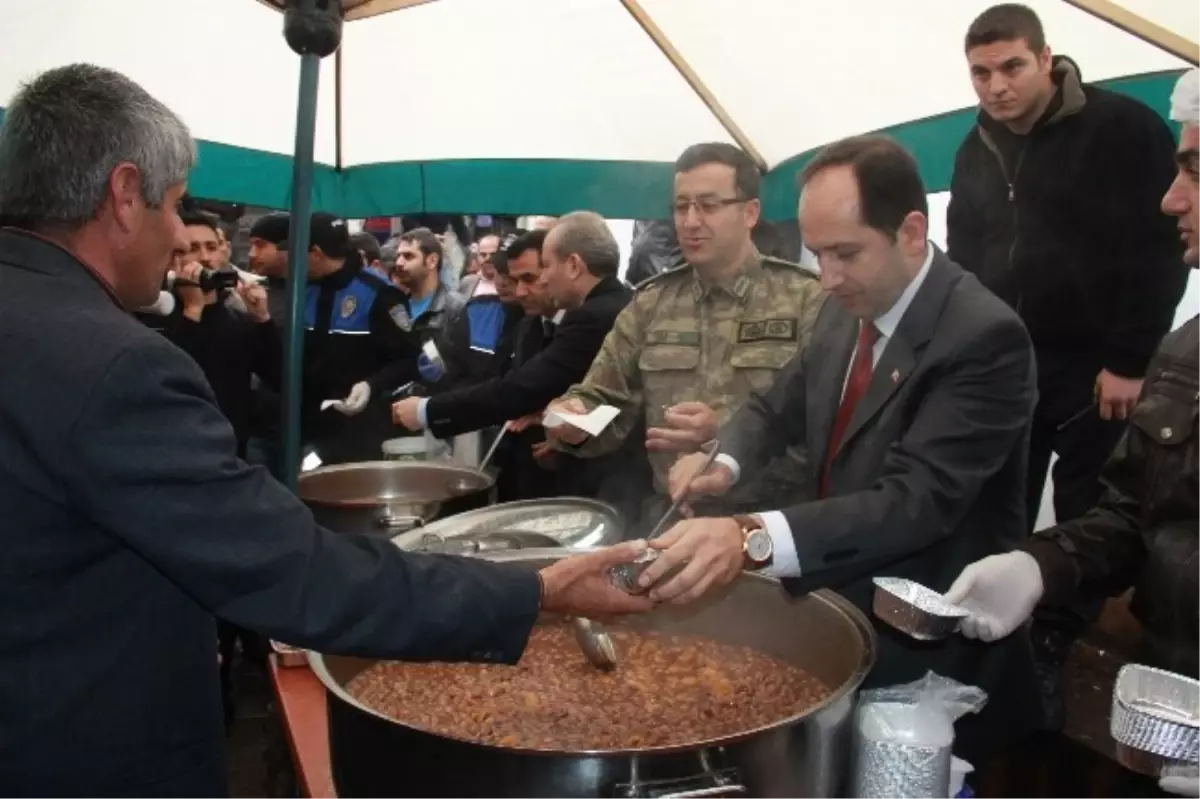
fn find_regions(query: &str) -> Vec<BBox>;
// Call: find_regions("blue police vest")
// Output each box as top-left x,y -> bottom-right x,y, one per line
304,274 -> 382,334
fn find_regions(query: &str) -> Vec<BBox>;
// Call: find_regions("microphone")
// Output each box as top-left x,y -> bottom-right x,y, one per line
136,291 -> 176,316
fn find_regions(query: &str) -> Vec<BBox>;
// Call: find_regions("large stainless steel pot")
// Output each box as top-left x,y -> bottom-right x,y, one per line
310,548 -> 876,798
390,498 -> 625,554
298,461 -> 494,537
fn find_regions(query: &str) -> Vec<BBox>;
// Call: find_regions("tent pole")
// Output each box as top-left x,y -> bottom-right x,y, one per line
618,0 -> 769,171
1063,0 -> 1198,65
281,52 -> 320,491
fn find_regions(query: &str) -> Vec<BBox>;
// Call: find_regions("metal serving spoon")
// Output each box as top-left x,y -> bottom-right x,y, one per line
571,616 -> 619,670
572,440 -> 722,670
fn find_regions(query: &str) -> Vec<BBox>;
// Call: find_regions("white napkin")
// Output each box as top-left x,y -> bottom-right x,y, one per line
543,404 -> 620,436
234,267 -> 267,285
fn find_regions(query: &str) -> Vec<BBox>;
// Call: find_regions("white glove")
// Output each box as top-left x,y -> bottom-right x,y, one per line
333,382 -> 371,416
943,551 -> 1045,642
1160,765 -> 1200,797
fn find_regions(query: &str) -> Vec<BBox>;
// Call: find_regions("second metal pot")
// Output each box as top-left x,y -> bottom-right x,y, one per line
298,461 -> 495,537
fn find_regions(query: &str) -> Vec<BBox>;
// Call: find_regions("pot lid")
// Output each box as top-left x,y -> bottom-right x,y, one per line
297,460 -> 493,508
391,498 -> 624,552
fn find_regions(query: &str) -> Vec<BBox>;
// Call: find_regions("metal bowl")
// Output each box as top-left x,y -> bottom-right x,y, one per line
871,577 -> 967,642
1111,664 -> 1200,774
390,497 -> 624,552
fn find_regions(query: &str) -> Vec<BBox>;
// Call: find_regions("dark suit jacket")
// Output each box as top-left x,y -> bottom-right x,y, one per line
425,276 -> 633,438
722,248 -> 1041,760
494,313 -> 561,504
0,230 -> 540,796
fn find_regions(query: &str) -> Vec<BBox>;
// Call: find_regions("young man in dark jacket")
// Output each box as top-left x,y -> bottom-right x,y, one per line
947,70 -> 1199,798
945,3 -> 1189,722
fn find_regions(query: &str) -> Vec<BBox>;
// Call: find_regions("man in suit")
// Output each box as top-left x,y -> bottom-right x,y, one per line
390,214 -> 652,518
0,63 -> 651,796
644,134 -> 1041,763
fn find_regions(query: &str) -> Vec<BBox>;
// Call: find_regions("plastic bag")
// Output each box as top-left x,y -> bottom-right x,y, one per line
852,672 -> 987,798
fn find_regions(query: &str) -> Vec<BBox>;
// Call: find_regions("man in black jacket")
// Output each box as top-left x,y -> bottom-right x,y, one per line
0,63 -> 651,796
391,215 -> 653,520
163,209 -> 283,459
245,211 -> 421,464
945,4 -> 1188,721
946,68 -> 1200,798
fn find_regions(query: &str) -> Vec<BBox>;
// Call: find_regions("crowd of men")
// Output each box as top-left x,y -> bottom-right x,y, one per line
0,1 -> 1196,796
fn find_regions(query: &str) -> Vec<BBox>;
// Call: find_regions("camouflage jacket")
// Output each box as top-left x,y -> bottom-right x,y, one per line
560,249 -> 827,505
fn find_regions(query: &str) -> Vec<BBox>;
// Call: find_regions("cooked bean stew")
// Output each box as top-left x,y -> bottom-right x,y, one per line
346,623 -> 832,751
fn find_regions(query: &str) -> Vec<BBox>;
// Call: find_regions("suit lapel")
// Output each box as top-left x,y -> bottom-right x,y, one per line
838,336 -> 915,453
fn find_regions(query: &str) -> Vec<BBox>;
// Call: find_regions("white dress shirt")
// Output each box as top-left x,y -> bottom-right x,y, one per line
716,244 -> 934,578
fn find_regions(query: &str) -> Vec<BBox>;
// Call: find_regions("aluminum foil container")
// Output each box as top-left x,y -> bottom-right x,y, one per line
872,577 -> 967,642
852,738 -> 951,798
1111,664 -> 1199,773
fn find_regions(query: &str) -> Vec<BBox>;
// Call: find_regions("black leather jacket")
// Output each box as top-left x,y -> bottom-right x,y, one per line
1029,315 -> 1199,677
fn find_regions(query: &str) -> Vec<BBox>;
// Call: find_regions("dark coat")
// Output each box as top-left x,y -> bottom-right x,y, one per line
425,276 -> 633,438
430,277 -> 654,523
946,57 -> 1187,378
160,298 -> 283,456
1029,315 -> 1199,678
0,229 -> 541,796
720,249 -> 1041,761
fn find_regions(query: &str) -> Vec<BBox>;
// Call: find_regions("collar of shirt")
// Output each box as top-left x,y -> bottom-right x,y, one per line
691,247 -> 760,303
871,243 -> 933,341
410,292 -> 435,320
550,309 -> 567,325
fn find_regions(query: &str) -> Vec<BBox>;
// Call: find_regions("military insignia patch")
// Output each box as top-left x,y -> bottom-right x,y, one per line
645,329 -> 702,346
737,318 -> 797,343
340,295 -> 358,318
389,304 -> 412,331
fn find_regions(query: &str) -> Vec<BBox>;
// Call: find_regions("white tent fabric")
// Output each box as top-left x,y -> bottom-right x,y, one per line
1088,0 -> 1199,49
0,0 -> 1194,216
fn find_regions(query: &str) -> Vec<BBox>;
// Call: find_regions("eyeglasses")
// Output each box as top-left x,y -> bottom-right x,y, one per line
671,196 -> 746,217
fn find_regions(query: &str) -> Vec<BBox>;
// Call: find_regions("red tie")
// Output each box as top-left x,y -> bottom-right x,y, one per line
820,321 -> 879,497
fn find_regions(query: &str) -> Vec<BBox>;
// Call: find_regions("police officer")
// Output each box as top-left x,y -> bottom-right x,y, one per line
945,68 -> 1200,798
247,211 -> 419,464
365,227 -> 466,396
546,142 -> 827,520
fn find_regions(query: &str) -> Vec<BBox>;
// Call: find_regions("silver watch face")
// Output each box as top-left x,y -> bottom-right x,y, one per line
746,528 -> 772,563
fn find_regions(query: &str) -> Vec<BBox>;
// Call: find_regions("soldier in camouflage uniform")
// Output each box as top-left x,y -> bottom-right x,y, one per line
547,143 -> 826,522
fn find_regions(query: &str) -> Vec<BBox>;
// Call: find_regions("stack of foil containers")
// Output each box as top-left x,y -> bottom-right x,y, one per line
851,672 -> 986,798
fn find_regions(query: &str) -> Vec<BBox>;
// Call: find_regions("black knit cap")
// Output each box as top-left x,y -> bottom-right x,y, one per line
247,211 -> 350,259
248,212 -> 289,246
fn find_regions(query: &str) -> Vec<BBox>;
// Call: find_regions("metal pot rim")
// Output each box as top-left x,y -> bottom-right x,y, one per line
390,497 -> 623,549
309,547 -> 877,757
298,460 -> 494,508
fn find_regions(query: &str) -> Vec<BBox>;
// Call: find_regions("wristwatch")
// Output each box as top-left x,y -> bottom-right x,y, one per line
733,514 -> 773,570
